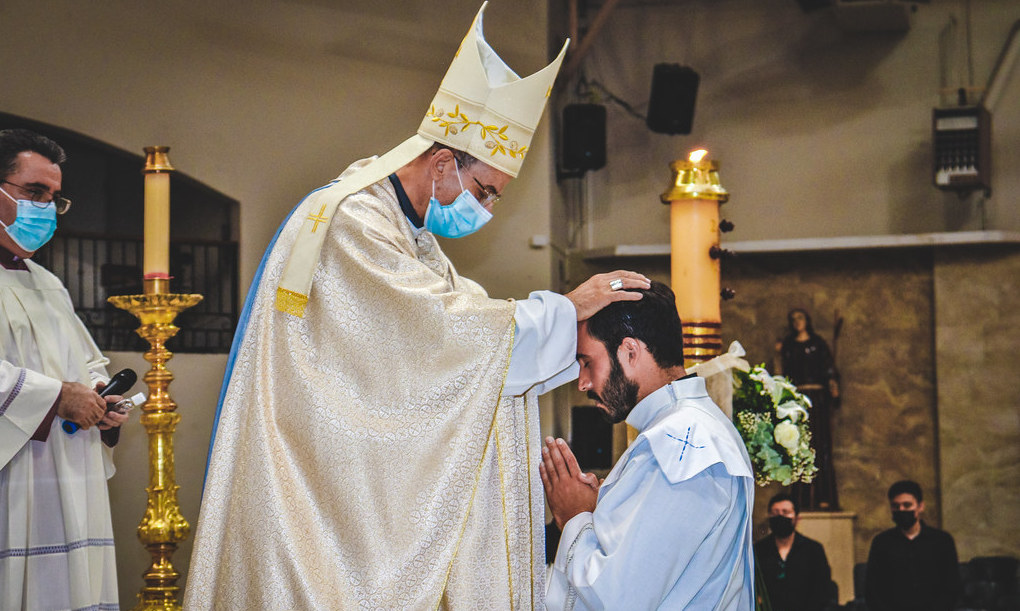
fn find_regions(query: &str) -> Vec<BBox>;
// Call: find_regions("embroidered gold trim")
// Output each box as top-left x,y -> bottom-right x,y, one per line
274,287 -> 308,317
524,386 -> 535,610
426,104 -> 530,159
495,417 -> 513,608
495,321 -> 518,609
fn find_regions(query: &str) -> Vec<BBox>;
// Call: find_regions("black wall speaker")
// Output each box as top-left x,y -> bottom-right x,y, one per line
571,405 -> 613,470
646,63 -> 700,135
562,103 -> 607,172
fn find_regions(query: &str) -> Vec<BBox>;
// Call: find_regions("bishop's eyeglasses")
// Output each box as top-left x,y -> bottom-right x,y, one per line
472,177 -> 501,208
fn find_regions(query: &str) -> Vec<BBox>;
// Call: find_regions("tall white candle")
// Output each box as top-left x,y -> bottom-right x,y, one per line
142,146 -> 174,281
143,172 -> 170,278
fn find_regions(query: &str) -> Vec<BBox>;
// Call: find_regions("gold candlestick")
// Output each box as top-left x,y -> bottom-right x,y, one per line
109,291 -> 202,611
661,149 -> 729,367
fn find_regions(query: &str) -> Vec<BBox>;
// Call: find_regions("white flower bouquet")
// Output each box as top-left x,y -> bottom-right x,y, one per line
733,365 -> 817,486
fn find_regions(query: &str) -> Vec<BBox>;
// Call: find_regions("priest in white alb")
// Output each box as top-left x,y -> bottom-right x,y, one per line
0,129 -> 129,611
185,4 -> 648,609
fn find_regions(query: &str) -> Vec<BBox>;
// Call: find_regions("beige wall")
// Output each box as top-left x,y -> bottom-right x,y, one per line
0,0 -> 556,296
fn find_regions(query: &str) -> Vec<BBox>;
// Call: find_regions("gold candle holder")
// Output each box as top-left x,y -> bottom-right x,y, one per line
661,149 -> 729,368
109,291 -> 202,611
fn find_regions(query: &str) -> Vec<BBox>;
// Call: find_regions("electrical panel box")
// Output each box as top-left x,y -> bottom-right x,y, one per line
933,106 -> 991,194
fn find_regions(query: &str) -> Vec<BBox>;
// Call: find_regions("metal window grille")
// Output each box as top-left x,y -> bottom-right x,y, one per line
34,233 -> 239,353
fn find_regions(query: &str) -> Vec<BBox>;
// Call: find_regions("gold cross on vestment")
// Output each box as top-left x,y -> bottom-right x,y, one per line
307,204 -> 328,233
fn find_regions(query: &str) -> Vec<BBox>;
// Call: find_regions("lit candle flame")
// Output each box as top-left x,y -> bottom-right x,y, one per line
689,149 -> 708,163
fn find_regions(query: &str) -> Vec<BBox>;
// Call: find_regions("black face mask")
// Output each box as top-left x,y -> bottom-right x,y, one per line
768,515 -> 796,538
892,510 -> 918,530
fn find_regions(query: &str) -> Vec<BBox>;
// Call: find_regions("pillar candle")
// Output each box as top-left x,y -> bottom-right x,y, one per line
143,171 -> 170,279
660,150 -> 729,367
670,198 -> 720,323
142,146 -> 174,282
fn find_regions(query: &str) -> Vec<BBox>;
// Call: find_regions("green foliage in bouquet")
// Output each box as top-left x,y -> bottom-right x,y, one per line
733,365 -> 818,487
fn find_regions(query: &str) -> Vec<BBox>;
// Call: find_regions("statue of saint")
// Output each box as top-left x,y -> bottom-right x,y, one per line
774,308 -> 840,510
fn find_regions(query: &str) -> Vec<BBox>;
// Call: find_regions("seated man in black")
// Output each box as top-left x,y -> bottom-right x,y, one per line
754,492 -> 833,611
865,479 -> 960,611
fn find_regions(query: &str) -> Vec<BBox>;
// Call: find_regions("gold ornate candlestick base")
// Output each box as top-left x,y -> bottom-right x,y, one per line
109,289 -> 202,611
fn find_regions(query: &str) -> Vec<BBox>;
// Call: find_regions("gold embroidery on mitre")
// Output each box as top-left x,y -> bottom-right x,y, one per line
426,105 -> 529,160
416,4 -> 569,179
275,287 -> 308,317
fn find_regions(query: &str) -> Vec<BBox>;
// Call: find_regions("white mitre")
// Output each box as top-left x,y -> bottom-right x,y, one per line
274,2 -> 568,317
419,2 -> 569,177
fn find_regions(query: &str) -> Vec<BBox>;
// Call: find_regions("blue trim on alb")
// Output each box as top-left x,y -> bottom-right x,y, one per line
0,367 -> 26,416
0,537 -> 115,560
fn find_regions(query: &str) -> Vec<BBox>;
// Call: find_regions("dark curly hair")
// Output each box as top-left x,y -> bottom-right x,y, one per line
585,280 -> 685,369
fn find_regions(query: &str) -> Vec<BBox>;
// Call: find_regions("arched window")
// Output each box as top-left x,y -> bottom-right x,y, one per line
1,112 -> 239,353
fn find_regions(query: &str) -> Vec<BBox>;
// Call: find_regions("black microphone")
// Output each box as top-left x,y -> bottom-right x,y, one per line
62,368 -> 138,434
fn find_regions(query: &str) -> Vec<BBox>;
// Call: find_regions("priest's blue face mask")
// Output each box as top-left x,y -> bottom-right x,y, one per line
424,158 -> 493,239
0,186 -> 58,252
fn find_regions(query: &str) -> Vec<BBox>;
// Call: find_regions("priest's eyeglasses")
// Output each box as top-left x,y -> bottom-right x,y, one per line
1,180 -> 72,214
472,177 -> 501,208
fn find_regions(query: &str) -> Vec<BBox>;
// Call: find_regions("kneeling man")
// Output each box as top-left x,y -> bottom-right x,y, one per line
541,281 -> 755,609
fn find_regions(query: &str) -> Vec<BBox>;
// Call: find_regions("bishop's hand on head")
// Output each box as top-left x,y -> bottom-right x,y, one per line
565,271 -> 652,321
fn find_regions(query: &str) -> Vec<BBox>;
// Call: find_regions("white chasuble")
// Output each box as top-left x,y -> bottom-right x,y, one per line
0,260 -> 118,611
186,159 -> 546,610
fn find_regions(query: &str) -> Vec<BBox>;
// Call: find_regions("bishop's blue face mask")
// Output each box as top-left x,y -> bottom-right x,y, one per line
0,187 -> 58,252
423,159 -> 493,239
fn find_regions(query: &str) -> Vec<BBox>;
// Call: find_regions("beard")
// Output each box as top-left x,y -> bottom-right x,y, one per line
587,354 -> 640,424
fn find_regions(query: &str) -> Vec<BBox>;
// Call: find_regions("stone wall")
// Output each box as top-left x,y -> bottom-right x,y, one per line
934,247 -> 1020,561
721,249 -> 938,564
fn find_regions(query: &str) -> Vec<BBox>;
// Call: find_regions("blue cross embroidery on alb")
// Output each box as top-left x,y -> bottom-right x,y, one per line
666,427 -> 705,463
